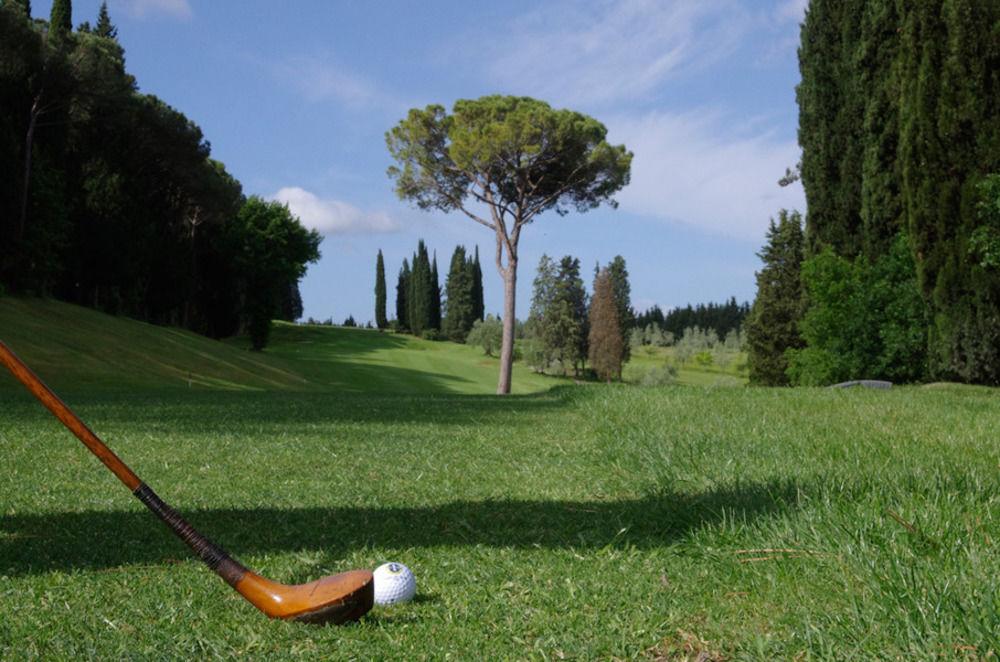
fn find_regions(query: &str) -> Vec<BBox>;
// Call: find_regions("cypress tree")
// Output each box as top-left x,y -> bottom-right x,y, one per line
472,245 -> 484,321
396,259 -> 410,331
858,0 -> 902,257
745,210 -> 806,386
375,249 -> 387,329
527,254 -> 558,369
549,256 -> 588,376
408,240 -> 432,335
797,0 -> 865,256
49,0 -> 71,42
605,255 -> 634,372
898,0 -> 1000,382
430,252 -> 441,331
443,245 -> 475,342
588,268 -> 623,383
95,1 -> 116,39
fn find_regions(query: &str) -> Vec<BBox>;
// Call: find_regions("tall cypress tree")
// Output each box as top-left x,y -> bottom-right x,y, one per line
472,245 -> 484,321
374,249 -> 387,329
443,245 -> 475,342
396,258 -> 410,331
605,255 -> 634,372
745,210 -> 806,385
588,268 -> 623,382
797,0 -> 865,256
898,0 -> 1000,382
49,0 -> 71,42
858,0 -> 902,257
95,1 -> 116,40
548,256 -> 589,376
408,240 -> 432,335
430,251 -> 441,331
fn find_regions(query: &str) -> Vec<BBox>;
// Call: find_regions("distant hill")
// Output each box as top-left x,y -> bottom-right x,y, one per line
0,298 -> 555,395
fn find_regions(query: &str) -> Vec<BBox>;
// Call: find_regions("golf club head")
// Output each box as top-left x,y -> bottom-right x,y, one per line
236,569 -> 375,625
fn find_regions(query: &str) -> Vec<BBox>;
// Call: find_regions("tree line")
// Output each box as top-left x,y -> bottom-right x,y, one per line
747,0 -> 1000,386
0,1 -> 320,350
374,241 -> 485,341
634,298 -> 749,341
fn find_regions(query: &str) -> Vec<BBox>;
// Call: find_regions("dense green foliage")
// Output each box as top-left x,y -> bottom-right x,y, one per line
386,95 -> 631,393
587,268 -> 622,381
788,235 -> 927,385
796,0 -> 1000,384
0,3 -> 319,343
374,249 -> 387,329
1,320 -> 997,656
395,258 -> 411,332
745,211 -> 805,386
232,198 -> 321,350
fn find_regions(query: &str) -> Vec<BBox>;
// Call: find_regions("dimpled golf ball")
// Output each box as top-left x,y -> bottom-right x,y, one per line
372,562 -> 416,605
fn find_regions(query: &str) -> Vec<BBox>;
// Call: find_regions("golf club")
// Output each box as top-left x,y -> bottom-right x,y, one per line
0,340 -> 374,625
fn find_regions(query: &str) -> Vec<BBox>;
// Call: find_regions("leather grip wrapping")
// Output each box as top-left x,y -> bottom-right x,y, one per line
133,483 -> 247,587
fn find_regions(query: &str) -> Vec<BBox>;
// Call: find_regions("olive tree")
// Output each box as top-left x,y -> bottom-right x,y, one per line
386,95 -> 631,394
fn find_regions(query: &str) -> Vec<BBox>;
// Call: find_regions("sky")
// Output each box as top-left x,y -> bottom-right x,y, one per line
36,0 -> 808,324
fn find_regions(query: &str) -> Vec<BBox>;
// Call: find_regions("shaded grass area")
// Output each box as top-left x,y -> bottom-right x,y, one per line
0,298 -> 558,395
2,385 -> 998,658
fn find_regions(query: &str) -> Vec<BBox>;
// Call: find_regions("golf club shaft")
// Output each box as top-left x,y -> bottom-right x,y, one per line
0,340 -> 248,587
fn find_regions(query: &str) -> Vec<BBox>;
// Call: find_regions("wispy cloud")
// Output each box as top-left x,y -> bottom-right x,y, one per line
609,110 -> 804,240
112,0 -> 192,20
272,187 -> 398,236
481,0 -> 749,106
268,56 -> 383,108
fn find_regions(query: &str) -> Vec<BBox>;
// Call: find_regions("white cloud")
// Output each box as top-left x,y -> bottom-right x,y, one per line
483,0 -> 749,106
609,110 -> 805,240
270,57 -> 381,108
113,0 -> 192,20
272,187 -> 398,236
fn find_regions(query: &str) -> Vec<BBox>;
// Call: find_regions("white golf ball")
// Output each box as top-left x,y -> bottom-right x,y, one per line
372,562 -> 416,605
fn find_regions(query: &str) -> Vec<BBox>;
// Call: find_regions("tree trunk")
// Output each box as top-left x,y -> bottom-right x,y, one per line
496,265 -> 517,395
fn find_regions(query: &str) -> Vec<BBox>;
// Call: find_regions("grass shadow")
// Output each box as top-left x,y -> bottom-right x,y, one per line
0,479 -> 801,576
2,385 -> 579,427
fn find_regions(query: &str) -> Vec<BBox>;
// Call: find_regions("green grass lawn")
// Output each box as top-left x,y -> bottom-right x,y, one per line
0,298 -> 556,394
1,298 -> 998,658
624,345 -> 748,387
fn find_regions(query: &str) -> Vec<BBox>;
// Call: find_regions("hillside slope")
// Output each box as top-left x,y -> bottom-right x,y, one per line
0,298 -> 556,394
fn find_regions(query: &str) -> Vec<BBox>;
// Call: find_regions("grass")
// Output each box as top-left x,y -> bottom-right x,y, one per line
0,298 -> 555,394
1,298 -> 999,658
624,345 -> 748,387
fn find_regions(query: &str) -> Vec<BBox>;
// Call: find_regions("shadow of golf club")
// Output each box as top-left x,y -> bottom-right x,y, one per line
0,479 -> 801,576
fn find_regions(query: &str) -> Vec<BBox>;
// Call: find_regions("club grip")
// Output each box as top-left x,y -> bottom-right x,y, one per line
133,483 -> 247,587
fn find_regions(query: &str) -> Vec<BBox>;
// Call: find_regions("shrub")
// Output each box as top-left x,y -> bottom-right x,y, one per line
640,363 -> 678,386
467,315 -> 503,356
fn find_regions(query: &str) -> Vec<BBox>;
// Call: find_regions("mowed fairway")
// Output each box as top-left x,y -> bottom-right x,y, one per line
2,301 -> 999,658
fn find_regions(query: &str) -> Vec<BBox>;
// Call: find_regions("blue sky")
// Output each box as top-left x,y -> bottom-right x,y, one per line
38,0 -> 807,323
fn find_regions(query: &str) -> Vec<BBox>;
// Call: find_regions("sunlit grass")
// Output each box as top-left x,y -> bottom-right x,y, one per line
1,299 -> 997,658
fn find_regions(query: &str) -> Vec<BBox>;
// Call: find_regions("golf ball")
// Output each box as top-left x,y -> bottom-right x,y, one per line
372,562 -> 416,605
